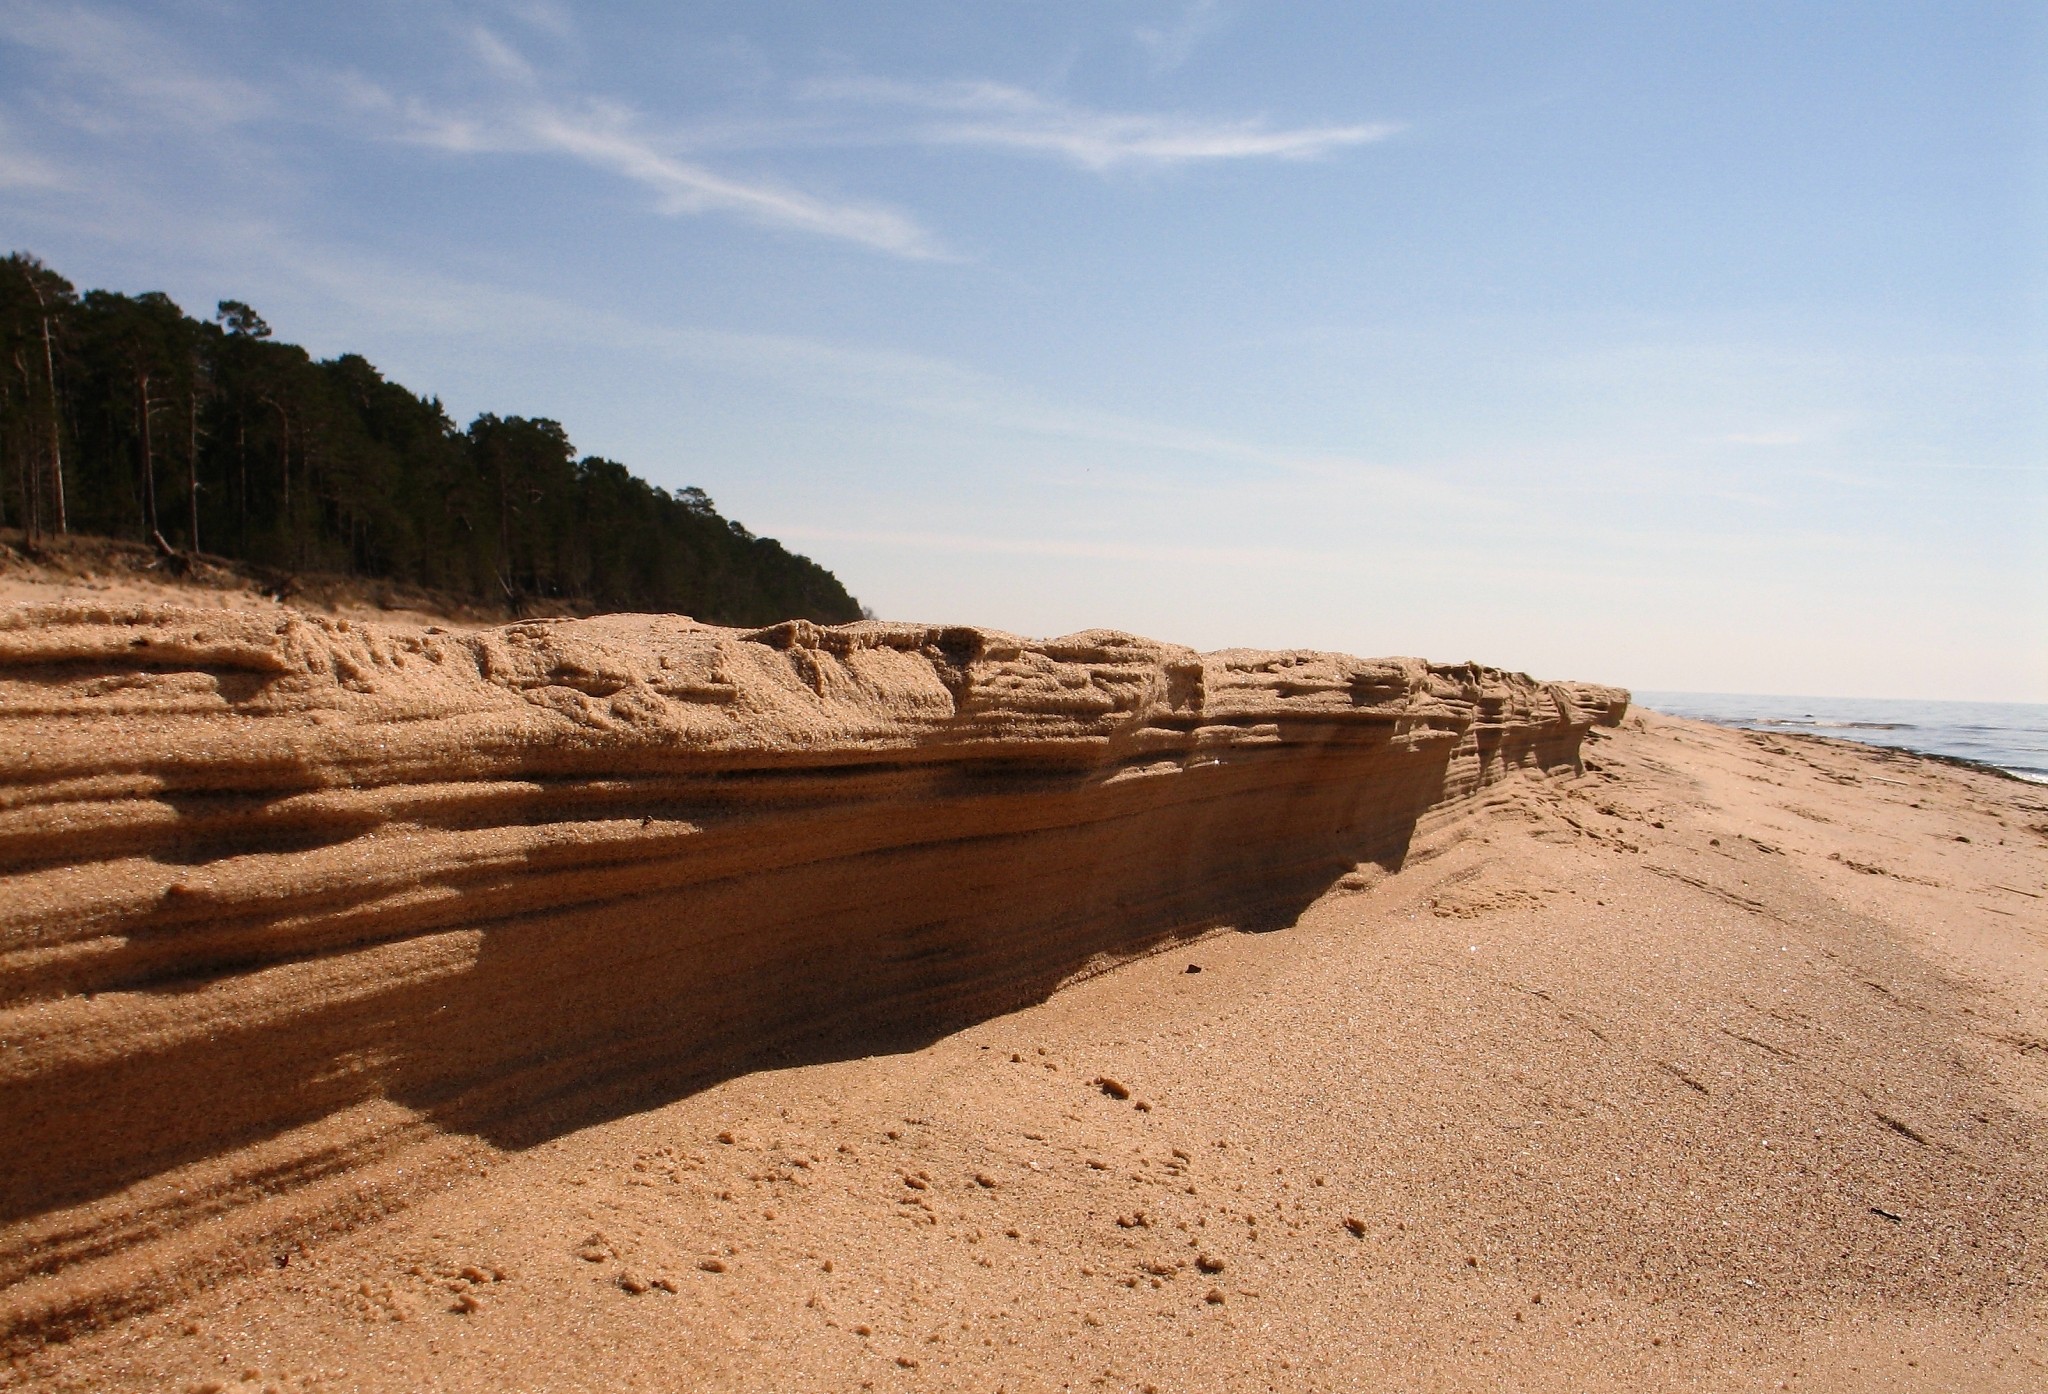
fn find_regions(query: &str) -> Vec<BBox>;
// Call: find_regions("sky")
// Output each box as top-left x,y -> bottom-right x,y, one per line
0,1 -> 2042,700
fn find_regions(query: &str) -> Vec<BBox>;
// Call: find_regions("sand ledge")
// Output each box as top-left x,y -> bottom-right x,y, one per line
0,601 -> 1624,1353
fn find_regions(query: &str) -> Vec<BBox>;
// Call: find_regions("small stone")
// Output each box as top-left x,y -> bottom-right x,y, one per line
1196,1254 -> 1226,1274
1205,1287 -> 1226,1305
974,1173 -> 998,1189
1343,1217 -> 1367,1237
1095,1077 -> 1131,1100
717,1130 -> 736,1144
698,1258 -> 728,1273
652,1277 -> 679,1293
617,1272 -> 650,1295
1185,964 -> 1202,974
453,1292 -> 483,1314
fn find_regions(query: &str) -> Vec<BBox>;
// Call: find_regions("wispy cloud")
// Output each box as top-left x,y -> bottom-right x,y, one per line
802,77 -> 1400,172
771,523 -> 1371,574
134,222 -> 1478,513
0,5 -> 1390,256
501,0 -> 576,43
0,0 -> 265,132
354,72 -> 949,260
462,21 -> 540,85
319,21 -> 951,260
0,3 -> 945,260
0,114 -> 64,188
1134,0 -> 1230,73
523,108 -> 945,257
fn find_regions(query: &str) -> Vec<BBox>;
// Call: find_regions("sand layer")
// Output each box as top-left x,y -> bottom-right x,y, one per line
0,601 -> 1622,1359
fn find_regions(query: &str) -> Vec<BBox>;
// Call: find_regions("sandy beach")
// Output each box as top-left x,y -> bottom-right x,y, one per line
4,5 -> 2038,1386
0,589 -> 2038,1393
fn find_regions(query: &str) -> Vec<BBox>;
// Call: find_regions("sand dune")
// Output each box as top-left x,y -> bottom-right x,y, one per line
0,602 -> 1624,1357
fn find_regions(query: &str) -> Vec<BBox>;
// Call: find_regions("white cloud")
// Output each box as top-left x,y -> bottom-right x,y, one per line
503,1 -> 575,42
0,115 -> 64,188
134,224 -> 1475,512
463,22 -> 539,85
0,0 -> 265,132
804,76 -> 1398,172
0,6 -> 1388,256
368,73 -> 948,259
315,21 -> 947,260
773,523 -> 1369,573
1134,0 -> 1229,73
523,104 -> 946,258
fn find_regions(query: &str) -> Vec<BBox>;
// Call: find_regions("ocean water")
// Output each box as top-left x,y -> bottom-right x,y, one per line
1635,692 -> 2048,785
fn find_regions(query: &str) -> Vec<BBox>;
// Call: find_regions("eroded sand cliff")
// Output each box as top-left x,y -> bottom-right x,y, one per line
0,603 -> 1623,1349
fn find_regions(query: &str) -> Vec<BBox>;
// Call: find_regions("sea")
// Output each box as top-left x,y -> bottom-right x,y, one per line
1635,692 -> 2048,786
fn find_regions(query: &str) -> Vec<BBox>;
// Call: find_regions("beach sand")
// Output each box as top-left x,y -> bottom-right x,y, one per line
8,700 -> 2042,1392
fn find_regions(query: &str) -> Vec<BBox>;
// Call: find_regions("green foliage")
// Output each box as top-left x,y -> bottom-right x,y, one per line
0,252 -> 862,626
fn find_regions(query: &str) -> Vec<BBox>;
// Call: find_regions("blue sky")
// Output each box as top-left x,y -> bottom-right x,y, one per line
1,1 -> 2042,699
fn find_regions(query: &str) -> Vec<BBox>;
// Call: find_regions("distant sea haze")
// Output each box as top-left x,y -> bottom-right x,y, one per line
1638,693 -> 2048,785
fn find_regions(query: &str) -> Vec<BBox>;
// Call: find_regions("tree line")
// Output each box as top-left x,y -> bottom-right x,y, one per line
0,252 -> 863,626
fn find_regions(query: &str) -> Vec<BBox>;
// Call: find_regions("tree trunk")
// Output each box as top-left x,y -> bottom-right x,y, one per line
25,268 -> 65,534
137,370 -> 171,554
269,397 -> 290,525
260,395 -> 292,562
11,348 -> 35,540
496,451 -> 516,608
186,388 -> 200,554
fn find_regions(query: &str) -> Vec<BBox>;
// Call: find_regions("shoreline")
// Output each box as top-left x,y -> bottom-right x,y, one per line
1637,692 -> 2048,786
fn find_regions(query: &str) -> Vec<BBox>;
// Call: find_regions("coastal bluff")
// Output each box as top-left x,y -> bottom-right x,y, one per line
0,603 -> 1625,1347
